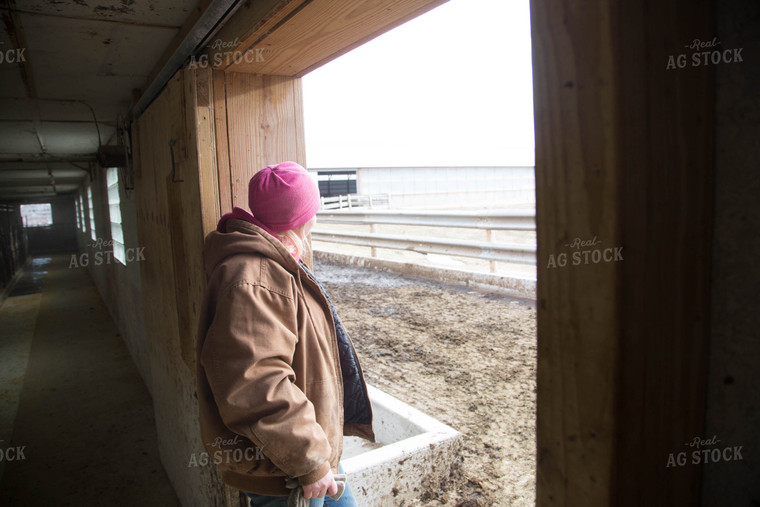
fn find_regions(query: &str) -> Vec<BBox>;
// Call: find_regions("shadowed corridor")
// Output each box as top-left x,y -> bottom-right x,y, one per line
0,254 -> 180,506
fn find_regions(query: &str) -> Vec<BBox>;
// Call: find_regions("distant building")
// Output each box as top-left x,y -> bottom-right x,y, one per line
310,166 -> 535,209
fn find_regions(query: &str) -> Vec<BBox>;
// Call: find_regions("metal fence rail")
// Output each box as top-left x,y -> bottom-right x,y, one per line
311,230 -> 536,265
312,210 -> 537,270
316,209 -> 535,230
320,194 -> 389,210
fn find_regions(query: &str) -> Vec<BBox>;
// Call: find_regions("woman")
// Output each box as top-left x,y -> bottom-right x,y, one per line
196,162 -> 374,506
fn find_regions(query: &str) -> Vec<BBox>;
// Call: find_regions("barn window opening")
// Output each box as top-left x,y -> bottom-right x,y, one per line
316,169 -> 358,198
299,1 -> 537,505
75,198 -> 81,230
20,203 -> 53,227
106,167 -> 126,264
78,194 -> 86,232
87,186 -> 96,241
302,0 -> 535,275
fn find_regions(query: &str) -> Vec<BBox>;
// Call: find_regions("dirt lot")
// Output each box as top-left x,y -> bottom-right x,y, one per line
314,259 -> 537,507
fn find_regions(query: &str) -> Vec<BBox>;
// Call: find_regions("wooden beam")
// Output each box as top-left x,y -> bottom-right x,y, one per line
201,0 -> 310,70
191,67 -> 222,238
212,70 -> 233,214
532,0 -> 620,503
614,0 -> 714,504
532,0 -> 714,505
204,0 -> 448,76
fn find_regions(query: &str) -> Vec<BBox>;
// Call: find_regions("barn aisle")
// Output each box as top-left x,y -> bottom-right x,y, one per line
0,254 -> 180,506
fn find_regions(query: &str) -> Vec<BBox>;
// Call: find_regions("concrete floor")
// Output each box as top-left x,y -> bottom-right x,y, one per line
0,254 -> 180,506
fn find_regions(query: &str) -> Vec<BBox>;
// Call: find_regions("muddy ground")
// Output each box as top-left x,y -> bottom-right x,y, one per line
315,259 -> 537,507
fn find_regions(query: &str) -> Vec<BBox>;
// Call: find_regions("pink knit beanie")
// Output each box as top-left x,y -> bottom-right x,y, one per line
248,161 -> 320,232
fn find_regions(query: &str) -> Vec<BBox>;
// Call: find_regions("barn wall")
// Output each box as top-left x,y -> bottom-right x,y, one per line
0,203 -> 27,299
353,166 -> 535,209
124,64 -> 308,507
77,172 -> 109,303
702,0 -> 760,504
73,164 -> 154,391
131,67 -> 228,507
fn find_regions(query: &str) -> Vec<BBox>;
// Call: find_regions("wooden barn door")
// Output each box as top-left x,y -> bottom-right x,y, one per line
531,0 -> 715,505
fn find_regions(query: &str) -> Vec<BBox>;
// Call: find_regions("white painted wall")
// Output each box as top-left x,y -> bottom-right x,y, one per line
350,166 -> 535,209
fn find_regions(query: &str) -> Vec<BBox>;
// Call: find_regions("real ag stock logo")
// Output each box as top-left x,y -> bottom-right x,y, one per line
666,37 -> 744,70
187,434 -> 265,468
188,38 -> 265,69
68,238 -> 146,268
546,236 -> 623,269
666,435 -> 744,467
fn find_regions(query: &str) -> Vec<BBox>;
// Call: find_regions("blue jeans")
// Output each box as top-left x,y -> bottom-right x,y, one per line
244,464 -> 358,507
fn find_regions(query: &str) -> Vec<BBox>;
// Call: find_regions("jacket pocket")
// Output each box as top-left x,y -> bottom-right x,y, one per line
304,377 -> 343,464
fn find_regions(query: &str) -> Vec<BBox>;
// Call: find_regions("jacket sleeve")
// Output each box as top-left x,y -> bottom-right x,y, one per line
200,279 -> 332,485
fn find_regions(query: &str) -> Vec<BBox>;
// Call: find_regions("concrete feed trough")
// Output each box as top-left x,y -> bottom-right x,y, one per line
342,385 -> 462,505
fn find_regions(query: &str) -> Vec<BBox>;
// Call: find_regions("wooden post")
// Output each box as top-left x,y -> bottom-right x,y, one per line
213,72 -> 307,211
210,71 -> 310,267
370,223 -> 377,258
532,0 -> 714,505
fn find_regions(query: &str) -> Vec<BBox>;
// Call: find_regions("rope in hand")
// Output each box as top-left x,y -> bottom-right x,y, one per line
285,474 -> 347,507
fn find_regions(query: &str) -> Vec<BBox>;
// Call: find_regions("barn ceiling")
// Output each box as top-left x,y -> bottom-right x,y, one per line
0,0 -> 450,201
0,0 -> 208,200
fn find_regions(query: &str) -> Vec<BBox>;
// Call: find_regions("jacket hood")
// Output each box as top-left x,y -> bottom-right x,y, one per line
203,218 -> 299,278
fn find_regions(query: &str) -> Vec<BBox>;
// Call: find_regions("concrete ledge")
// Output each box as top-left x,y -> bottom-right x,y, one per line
314,250 -> 536,298
343,385 -> 462,505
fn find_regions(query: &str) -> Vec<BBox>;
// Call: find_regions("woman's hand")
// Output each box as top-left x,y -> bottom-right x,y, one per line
302,470 -> 338,499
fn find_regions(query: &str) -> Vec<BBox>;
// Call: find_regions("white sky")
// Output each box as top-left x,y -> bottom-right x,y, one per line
302,0 -> 535,169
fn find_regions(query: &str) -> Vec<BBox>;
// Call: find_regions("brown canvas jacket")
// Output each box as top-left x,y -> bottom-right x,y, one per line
196,218 -> 374,496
